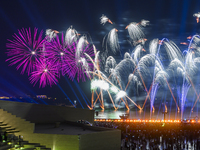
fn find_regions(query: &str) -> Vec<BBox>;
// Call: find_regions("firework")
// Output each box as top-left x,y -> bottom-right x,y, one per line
6,28 -> 45,75
140,19 -> 150,27
110,86 -> 119,94
46,29 -> 59,41
124,52 -> 131,59
45,33 -> 75,76
68,36 -> 94,82
103,28 -> 120,55
100,14 -> 113,25
193,12 -> 200,23
164,40 -> 183,61
65,26 -> 79,45
116,90 -> 127,101
131,45 -> 143,62
105,56 -> 117,74
29,59 -> 59,88
125,22 -> 145,42
149,39 -> 159,55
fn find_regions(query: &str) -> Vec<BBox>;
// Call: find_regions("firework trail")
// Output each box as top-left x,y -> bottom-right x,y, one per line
105,56 -> 117,74
65,35 -> 94,82
150,69 -> 169,118
65,26 -> 79,45
137,54 -> 155,79
76,36 -> 89,61
103,28 -> 120,55
111,58 -> 136,89
125,22 -> 145,43
6,28 -> 46,75
128,74 -> 142,96
168,48 -> 199,119
140,19 -> 150,27
164,40 -> 183,61
131,45 -> 144,63
46,29 -> 59,41
124,52 -> 132,59
100,14 -> 113,25
149,39 -> 159,55
193,12 -> 200,23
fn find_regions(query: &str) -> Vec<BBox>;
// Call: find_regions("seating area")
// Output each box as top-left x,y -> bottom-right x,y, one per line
94,121 -> 200,150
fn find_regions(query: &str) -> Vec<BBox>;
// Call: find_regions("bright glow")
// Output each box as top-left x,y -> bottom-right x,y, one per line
116,90 -> 127,100
91,80 -> 109,91
110,86 -> 118,93
6,28 -> 45,75
100,14 -> 113,25
91,80 -> 98,90
60,52 -> 64,55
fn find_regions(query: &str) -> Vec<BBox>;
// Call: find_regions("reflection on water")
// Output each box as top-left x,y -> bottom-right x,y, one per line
94,107 -> 200,120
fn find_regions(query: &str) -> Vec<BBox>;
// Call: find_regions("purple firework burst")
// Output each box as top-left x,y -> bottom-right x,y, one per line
46,33 -> 94,82
29,59 -> 59,88
6,28 -> 46,75
45,33 -> 74,76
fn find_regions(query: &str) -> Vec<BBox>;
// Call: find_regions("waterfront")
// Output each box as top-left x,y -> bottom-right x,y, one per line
94,107 -> 200,120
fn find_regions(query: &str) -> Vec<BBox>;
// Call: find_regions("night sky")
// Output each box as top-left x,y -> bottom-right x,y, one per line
1,0 -> 200,107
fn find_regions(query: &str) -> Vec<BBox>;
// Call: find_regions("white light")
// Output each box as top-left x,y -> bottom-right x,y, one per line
99,80 -> 109,90
31,51 -> 35,55
91,80 -> 98,90
91,80 -> 109,91
60,52 -> 64,56
110,86 -> 118,94
44,69 -> 48,72
116,91 -> 127,100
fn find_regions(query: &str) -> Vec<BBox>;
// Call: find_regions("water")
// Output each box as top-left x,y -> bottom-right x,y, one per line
94,107 -> 200,120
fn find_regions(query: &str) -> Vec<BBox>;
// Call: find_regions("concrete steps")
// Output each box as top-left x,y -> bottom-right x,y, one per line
0,140 -> 52,150
0,108 -> 51,150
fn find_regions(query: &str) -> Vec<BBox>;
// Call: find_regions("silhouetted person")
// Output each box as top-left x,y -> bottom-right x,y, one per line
4,131 -> 7,142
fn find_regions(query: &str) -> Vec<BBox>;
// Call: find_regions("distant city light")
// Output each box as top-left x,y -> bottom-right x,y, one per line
36,95 -> 47,99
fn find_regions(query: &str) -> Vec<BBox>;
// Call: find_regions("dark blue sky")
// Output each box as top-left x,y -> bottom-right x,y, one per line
0,0 -> 200,107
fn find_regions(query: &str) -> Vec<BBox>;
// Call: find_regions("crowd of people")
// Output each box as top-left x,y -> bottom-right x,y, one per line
94,121 -> 200,150
0,129 -> 23,149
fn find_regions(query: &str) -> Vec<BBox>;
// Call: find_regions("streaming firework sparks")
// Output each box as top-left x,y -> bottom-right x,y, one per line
65,26 -> 79,45
140,19 -> 150,27
46,29 -> 59,41
100,14 -> 113,25
126,22 -> 145,42
6,28 -> 46,75
105,56 -> 117,74
68,36 -> 94,82
103,28 -> 120,55
6,14 -> 200,116
193,12 -> 200,23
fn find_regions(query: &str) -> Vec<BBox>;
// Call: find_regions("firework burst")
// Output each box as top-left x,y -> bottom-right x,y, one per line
6,28 -> 46,75
68,36 -> 94,82
29,59 -> 59,88
45,33 -> 75,76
